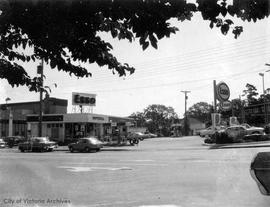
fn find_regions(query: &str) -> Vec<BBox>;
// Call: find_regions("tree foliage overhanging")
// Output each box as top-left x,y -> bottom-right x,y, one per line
0,0 -> 269,92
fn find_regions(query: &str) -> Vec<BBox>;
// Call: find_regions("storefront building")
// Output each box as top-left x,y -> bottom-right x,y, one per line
0,93 -> 133,142
0,97 -> 67,138
26,113 -> 133,143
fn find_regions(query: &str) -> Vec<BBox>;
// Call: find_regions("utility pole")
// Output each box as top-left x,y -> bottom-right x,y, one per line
38,60 -> 44,137
181,90 -> 191,136
259,72 -> 267,124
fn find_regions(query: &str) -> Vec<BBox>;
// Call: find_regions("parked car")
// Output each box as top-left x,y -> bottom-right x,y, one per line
228,125 -> 264,135
0,138 -> 6,148
144,132 -> 158,138
18,137 -> 57,152
240,123 -> 264,134
199,126 -> 226,137
68,137 -> 103,153
3,136 -> 26,148
127,132 -> 148,141
217,125 -> 264,142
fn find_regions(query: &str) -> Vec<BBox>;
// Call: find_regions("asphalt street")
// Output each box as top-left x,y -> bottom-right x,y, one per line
0,136 -> 270,207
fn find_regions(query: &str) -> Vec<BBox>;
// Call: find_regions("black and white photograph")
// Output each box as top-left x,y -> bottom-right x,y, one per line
1,0 -> 270,206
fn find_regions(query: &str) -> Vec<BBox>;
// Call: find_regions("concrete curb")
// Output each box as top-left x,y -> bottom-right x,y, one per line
203,141 -> 270,149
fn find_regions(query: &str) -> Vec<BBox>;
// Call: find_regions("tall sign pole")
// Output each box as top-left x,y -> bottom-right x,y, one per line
181,90 -> 190,136
213,80 -> 217,113
38,60 -> 44,137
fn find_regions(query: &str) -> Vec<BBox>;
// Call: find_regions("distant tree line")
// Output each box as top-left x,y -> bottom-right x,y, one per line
129,104 -> 179,136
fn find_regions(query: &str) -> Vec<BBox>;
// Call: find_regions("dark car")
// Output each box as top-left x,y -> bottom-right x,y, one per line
68,137 -> 103,153
18,137 -> 57,152
250,152 -> 270,195
3,136 -> 26,148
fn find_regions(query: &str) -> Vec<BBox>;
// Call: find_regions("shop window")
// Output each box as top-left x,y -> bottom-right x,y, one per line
59,124 -> 63,128
56,124 -> 59,128
51,124 -> 55,128
47,124 -> 51,128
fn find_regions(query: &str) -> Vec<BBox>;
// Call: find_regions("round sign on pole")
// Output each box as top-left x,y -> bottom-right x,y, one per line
220,101 -> 232,111
216,82 -> 230,102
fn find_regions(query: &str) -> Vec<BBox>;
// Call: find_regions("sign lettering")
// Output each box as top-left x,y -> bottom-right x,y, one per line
72,92 -> 96,106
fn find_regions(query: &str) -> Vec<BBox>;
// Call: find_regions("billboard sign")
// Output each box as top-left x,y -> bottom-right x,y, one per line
72,92 -> 96,106
216,82 -> 230,102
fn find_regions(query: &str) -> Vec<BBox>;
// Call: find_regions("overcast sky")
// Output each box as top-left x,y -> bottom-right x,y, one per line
1,12 -> 270,118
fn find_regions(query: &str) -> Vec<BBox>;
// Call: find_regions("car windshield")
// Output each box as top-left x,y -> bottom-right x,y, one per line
87,137 -> 101,144
242,124 -> 251,128
32,137 -> 50,143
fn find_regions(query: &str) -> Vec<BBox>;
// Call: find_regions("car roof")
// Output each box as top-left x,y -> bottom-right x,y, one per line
227,125 -> 243,128
80,137 -> 98,140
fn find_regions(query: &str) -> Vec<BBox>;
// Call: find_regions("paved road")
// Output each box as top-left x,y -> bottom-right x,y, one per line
0,136 -> 270,207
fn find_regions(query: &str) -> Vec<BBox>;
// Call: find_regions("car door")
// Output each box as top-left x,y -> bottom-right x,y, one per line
75,139 -> 83,151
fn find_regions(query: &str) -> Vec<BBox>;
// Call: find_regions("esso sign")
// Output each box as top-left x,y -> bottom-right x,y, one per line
72,92 -> 96,106
220,101 -> 232,111
216,82 -> 230,102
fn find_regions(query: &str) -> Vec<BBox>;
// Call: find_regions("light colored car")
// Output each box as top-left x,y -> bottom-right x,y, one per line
68,137 -> 103,153
0,139 -> 6,148
127,132 -> 148,140
199,126 -> 226,137
225,125 -> 264,138
144,132 -> 158,138
241,124 -> 264,134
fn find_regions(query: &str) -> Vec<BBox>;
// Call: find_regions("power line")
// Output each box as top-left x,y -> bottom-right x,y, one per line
46,34 -> 270,85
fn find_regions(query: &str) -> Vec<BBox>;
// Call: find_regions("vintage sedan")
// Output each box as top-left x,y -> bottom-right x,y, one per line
3,136 -> 26,148
68,137 -> 103,153
240,123 -> 264,134
226,125 -> 264,137
127,132 -> 149,141
18,137 -> 57,152
144,132 -> 158,138
199,126 -> 226,137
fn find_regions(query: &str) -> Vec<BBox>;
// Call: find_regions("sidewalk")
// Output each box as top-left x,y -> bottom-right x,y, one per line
203,140 -> 270,149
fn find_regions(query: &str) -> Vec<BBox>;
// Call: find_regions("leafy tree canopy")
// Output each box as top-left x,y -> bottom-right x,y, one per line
129,104 -> 178,135
1,0 -> 270,92
129,112 -> 146,128
242,83 -> 259,105
186,102 -> 212,123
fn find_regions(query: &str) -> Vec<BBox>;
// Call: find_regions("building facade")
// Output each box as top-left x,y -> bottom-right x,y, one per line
0,97 -> 133,143
26,113 -> 133,143
0,97 -> 67,138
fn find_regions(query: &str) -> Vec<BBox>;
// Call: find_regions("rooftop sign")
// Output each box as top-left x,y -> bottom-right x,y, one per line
72,92 -> 96,106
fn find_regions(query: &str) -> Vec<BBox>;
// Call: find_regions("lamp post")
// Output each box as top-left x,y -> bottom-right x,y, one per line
259,73 -> 267,124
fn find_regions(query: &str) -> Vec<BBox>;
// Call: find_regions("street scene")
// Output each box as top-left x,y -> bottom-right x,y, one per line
2,1 -> 270,207
0,136 -> 270,207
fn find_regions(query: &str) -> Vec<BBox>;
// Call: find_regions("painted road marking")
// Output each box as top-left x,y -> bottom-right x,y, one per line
61,162 -> 168,166
58,166 -> 132,172
138,205 -> 180,207
121,159 -> 155,162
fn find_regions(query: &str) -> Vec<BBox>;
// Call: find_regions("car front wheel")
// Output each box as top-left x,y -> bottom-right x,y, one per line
85,147 -> 90,152
69,146 -> 74,153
